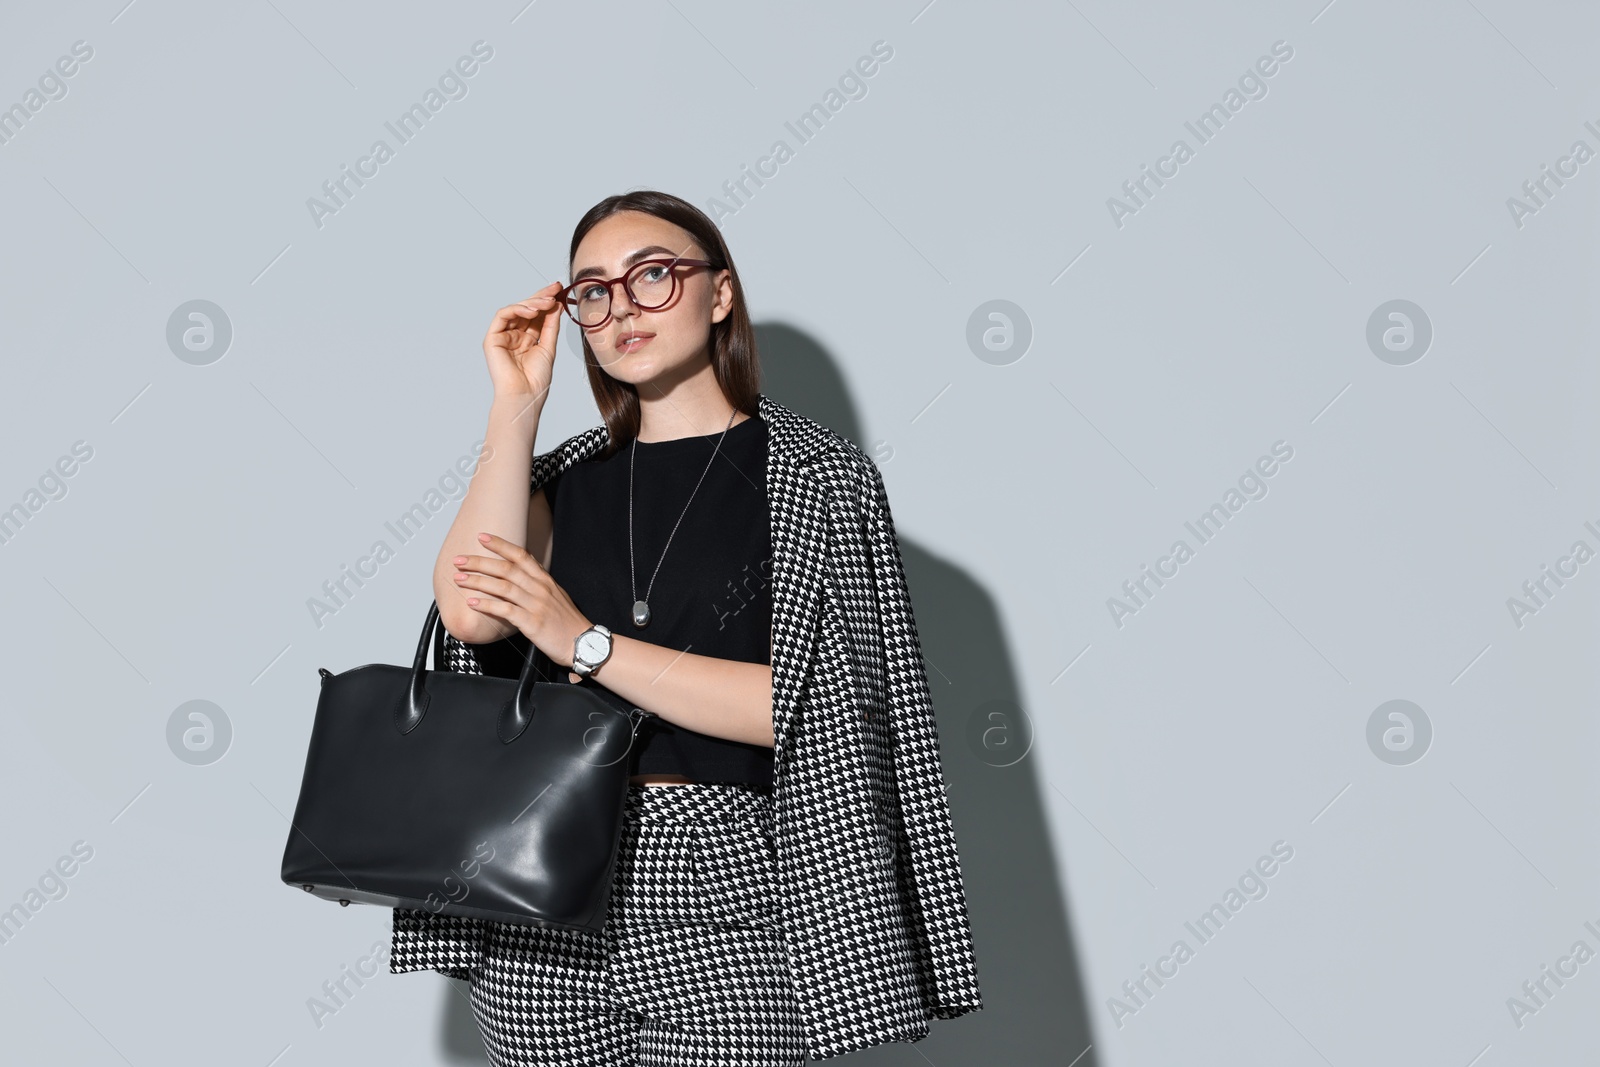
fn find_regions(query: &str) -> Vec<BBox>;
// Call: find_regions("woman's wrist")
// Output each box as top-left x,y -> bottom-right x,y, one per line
490,390 -> 542,421
484,394 -> 541,449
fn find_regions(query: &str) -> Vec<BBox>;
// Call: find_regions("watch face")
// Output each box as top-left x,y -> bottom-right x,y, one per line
578,631 -> 608,663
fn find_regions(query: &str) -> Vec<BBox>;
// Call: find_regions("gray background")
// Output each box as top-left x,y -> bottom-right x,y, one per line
1,0 -> 1596,1064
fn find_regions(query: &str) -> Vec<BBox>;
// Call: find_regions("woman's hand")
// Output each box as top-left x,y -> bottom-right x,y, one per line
483,281 -> 565,405
452,531 -> 589,681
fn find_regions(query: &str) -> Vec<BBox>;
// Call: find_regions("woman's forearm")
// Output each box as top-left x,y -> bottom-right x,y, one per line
434,396 -> 542,643
577,634 -> 775,748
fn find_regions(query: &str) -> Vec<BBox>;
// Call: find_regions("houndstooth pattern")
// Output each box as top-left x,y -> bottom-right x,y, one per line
466,784 -> 807,1066
390,394 -> 983,1060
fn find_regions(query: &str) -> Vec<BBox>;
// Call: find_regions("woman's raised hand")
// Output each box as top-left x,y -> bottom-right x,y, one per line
453,532 -> 590,680
483,281 -> 565,403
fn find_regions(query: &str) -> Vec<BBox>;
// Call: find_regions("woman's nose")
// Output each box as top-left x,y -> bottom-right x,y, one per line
609,280 -> 640,319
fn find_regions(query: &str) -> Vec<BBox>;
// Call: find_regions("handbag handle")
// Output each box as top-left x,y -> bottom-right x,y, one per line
403,600 -> 549,745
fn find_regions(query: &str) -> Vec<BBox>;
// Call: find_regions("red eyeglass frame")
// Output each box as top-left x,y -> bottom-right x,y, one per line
556,258 -> 720,329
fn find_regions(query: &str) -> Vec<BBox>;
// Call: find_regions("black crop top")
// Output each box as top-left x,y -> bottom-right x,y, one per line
539,413 -> 775,789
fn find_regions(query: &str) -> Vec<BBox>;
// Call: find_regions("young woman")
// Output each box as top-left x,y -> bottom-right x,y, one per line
390,190 -> 983,1065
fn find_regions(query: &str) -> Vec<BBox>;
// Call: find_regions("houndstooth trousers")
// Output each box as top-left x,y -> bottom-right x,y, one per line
466,781 -> 809,1066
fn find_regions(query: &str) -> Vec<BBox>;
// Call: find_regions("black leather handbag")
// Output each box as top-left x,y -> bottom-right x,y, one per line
280,600 -> 646,932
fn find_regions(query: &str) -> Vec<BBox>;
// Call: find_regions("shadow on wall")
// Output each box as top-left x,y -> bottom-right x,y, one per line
438,980 -> 486,1061
431,322 -> 1093,1066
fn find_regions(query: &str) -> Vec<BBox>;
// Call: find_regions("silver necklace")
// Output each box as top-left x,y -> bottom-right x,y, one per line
627,407 -> 739,628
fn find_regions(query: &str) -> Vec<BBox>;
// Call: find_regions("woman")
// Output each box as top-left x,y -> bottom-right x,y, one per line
390,190 -> 982,1064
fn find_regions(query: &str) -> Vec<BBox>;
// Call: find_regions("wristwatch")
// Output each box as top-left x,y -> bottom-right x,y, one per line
571,623 -> 613,678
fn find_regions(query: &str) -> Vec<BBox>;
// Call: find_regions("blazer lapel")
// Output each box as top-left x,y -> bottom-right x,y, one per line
758,394 -> 825,753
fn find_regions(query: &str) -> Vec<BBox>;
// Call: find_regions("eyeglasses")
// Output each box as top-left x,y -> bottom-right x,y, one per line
557,256 -> 720,329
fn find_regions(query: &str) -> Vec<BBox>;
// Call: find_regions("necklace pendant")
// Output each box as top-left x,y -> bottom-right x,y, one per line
632,600 -> 650,628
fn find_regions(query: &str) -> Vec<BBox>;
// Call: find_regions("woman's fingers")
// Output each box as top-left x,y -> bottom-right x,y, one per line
510,284 -> 562,313
451,551 -> 518,577
493,295 -> 554,328
476,532 -> 542,570
536,301 -> 564,350
461,533 -> 580,653
494,306 -> 539,331
454,542 -> 541,597
454,569 -> 527,606
457,535 -> 544,586
461,592 -> 524,632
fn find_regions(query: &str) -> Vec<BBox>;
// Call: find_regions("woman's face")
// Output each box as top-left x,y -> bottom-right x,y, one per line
568,211 -> 732,388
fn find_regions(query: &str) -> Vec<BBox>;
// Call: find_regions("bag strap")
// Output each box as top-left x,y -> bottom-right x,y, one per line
403,601 -> 623,746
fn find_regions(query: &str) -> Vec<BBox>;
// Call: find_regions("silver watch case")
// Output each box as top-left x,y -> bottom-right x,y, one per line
572,623 -> 613,677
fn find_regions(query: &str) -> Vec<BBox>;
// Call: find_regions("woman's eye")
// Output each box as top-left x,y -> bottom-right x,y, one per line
641,265 -> 669,282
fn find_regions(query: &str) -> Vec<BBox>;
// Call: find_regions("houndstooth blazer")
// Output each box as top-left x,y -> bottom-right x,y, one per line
389,393 -> 983,1059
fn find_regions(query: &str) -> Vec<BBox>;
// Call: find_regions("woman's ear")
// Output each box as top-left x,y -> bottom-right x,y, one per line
709,268 -> 734,324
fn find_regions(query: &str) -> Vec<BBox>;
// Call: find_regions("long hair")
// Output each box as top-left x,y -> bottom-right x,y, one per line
566,190 -> 761,458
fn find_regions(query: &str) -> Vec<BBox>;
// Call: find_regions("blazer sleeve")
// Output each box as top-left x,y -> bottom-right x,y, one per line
857,457 -> 984,1018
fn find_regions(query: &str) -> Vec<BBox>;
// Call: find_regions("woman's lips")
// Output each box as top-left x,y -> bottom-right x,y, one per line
618,334 -> 654,352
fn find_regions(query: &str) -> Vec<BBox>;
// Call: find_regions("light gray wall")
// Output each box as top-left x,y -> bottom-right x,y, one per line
1,1 -> 1594,1064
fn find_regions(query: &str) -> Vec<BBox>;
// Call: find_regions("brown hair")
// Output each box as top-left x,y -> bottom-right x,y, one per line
567,190 -> 761,458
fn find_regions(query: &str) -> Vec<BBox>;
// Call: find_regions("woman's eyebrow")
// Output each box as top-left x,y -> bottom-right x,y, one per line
572,245 -> 680,282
